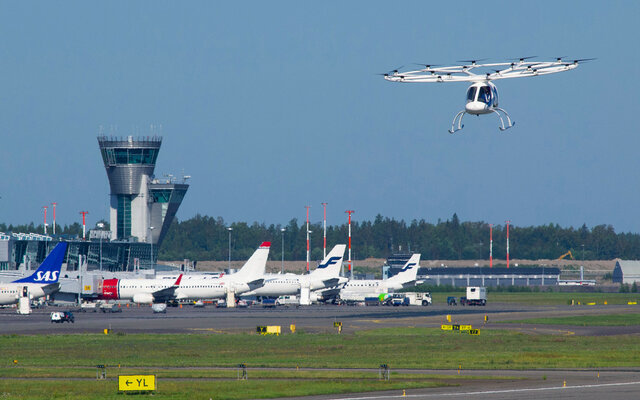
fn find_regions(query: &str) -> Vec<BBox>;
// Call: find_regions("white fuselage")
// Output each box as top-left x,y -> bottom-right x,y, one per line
339,279 -> 403,302
0,283 -> 48,305
243,273 -> 329,297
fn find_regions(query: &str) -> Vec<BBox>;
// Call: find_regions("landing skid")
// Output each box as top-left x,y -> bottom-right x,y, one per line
448,108 -> 515,134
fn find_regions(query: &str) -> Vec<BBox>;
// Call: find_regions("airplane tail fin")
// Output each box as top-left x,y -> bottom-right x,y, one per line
13,242 -> 68,284
309,244 -> 346,279
387,253 -> 421,284
231,242 -> 270,282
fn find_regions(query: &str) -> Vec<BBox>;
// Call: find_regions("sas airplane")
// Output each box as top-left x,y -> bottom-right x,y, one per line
0,242 -> 68,305
241,244 -> 347,298
338,253 -> 421,302
100,242 -> 270,304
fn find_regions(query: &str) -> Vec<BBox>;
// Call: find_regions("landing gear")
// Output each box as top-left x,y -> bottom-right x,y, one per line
449,110 -> 466,134
491,107 -> 515,131
448,108 -> 515,134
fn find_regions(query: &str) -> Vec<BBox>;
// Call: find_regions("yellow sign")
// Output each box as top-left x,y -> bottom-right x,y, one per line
118,375 -> 156,391
441,324 -> 452,330
84,285 -> 92,291
459,325 -> 472,331
469,329 -> 480,335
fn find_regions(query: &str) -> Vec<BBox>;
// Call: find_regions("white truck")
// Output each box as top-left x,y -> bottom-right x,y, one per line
399,292 -> 432,306
461,286 -> 487,306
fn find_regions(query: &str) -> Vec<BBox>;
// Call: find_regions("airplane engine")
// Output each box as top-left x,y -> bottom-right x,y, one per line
309,292 -> 321,303
133,293 -> 154,304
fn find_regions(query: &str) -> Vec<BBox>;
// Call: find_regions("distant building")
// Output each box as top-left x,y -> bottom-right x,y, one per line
418,266 -> 561,287
613,260 -> 640,284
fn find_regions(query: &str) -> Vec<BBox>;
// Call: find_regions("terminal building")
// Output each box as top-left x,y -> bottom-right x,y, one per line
417,266 -> 561,287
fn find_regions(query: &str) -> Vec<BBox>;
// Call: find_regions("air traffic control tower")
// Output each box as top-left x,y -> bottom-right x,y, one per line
98,136 -> 189,247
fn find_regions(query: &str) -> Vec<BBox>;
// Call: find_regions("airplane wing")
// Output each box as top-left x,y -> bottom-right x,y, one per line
321,278 -> 341,287
41,283 -> 61,296
151,274 -> 183,303
400,280 -> 417,289
246,279 -> 264,290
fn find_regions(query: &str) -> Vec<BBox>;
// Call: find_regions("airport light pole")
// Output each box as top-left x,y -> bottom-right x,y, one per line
321,202 -> 328,259
51,202 -> 57,235
281,227 -> 286,274
43,206 -> 48,235
505,220 -> 511,269
149,226 -> 155,268
97,222 -> 105,271
228,227 -> 233,270
305,206 -> 311,273
489,224 -> 493,268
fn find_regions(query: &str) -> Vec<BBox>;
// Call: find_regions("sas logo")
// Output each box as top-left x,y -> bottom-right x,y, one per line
399,263 -> 416,272
317,256 -> 342,269
34,271 -> 59,282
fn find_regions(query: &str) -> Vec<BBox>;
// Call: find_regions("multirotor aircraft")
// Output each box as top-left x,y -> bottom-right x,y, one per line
383,57 -> 592,134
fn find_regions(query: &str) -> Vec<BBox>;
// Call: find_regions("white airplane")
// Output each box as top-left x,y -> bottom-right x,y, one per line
241,244 -> 347,298
100,242 -> 270,304
339,253 -> 421,302
0,242 -> 68,305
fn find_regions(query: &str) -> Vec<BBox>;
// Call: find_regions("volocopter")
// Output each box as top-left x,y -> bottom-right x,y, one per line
382,57 -> 593,134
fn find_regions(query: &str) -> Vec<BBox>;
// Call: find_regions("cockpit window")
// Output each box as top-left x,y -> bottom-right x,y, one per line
466,87 -> 477,102
478,86 -> 491,104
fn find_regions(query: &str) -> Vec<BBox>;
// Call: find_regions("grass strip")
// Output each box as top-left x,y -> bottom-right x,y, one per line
498,313 -> 640,326
1,328 -> 640,370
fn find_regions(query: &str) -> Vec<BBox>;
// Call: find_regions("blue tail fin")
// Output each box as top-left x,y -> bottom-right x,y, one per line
13,242 -> 67,284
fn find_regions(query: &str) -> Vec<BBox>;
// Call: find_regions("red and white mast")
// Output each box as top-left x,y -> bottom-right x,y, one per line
80,211 -> 89,240
321,202 -> 328,259
345,210 -> 354,278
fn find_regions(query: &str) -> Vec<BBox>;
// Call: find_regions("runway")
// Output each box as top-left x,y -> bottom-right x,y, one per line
1,302 -> 640,336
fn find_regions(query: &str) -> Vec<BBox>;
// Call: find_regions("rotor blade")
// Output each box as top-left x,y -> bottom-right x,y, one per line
457,58 -> 488,64
554,56 -> 568,61
414,63 -> 441,68
572,58 -> 597,63
508,56 -> 537,62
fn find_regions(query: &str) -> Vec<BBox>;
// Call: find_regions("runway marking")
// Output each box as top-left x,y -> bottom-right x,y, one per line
327,380 -> 640,399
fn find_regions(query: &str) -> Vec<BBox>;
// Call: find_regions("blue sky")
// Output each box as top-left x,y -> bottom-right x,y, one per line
0,1 -> 638,232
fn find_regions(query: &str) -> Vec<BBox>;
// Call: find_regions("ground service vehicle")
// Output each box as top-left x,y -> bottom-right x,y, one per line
50,311 -> 74,323
461,287 -> 487,306
403,292 -> 432,306
447,296 -> 457,306
391,294 -> 410,306
276,295 -> 299,306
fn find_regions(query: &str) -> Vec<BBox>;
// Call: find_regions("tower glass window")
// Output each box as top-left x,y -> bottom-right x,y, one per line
117,195 -> 132,239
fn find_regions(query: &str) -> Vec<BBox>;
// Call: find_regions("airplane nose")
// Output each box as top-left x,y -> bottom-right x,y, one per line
465,101 -> 487,114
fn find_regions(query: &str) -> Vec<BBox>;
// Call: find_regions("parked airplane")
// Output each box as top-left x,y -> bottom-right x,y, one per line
338,253 -> 421,302
0,242 -> 68,305
100,242 -> 270,304
241,244 -> 347,298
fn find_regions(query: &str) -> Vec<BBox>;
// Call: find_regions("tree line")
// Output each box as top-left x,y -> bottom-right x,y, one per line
3,213 -> 639,262
156,213 -> 640,262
